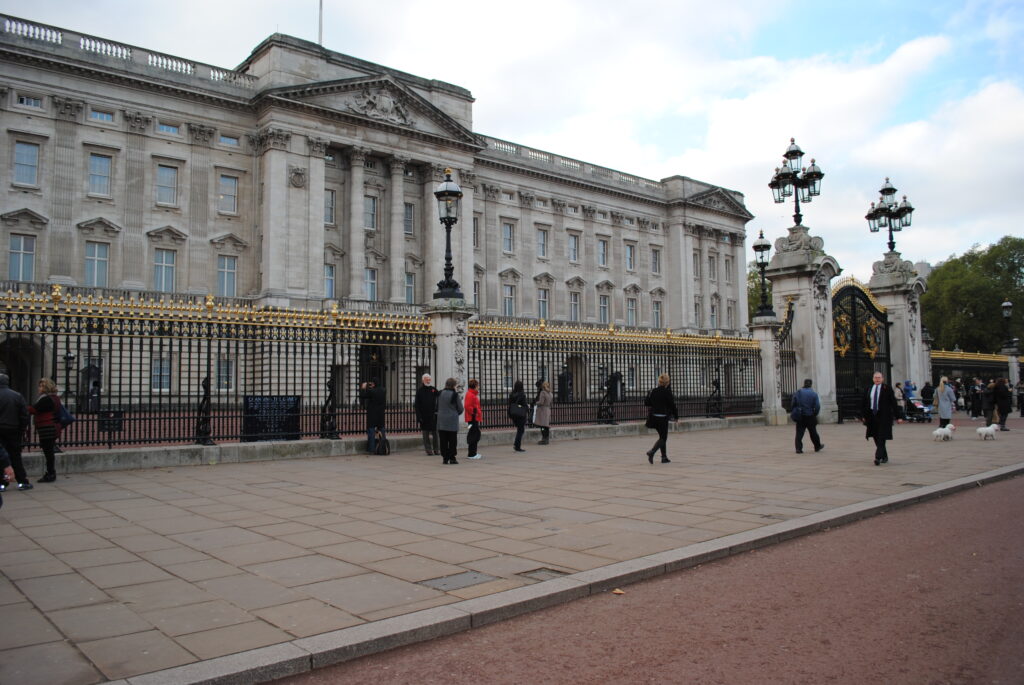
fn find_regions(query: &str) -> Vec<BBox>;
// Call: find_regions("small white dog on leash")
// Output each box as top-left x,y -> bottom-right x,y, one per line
976,425 -> 998,440
932,425 -> 955,441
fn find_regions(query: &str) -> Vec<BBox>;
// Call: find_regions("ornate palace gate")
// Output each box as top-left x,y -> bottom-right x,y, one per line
832,278 -> 891,422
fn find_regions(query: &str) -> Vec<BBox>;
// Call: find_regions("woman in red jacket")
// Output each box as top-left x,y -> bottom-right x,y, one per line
464,379 -> 482,460
29,377 -> 62,483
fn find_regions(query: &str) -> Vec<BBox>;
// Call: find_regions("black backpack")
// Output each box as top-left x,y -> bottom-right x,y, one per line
374,430 -> 390,455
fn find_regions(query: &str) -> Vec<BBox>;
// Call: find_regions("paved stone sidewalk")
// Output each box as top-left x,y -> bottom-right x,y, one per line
0,418 -> 1021,684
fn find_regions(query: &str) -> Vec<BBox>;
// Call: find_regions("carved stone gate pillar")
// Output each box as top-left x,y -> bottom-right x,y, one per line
867,250 -> 927,388
750,314 -> 787,425
422,299 -> 474,398
765,225 -> 841,423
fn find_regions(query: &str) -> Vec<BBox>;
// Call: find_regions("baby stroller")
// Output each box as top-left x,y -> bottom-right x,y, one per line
904,398 -> 933,423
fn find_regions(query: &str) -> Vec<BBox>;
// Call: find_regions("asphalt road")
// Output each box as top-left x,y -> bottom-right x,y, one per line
278,475 -> 1024,685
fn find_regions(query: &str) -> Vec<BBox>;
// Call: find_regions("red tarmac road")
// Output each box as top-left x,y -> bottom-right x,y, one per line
279,475 -> 1024,684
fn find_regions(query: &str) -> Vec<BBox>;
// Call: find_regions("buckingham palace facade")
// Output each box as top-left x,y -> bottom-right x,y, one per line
0,14 -> 753,335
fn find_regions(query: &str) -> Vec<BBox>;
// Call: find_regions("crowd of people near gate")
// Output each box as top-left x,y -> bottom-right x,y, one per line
892,376 -> 1021,430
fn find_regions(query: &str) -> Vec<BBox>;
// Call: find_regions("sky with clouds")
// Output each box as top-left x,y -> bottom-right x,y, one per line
3,0 -> 1022,281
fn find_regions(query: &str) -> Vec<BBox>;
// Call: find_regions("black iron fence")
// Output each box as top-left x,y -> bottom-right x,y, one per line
468,319 -> 762,427
929,350 -> 1014,385
0,289 -> 434,448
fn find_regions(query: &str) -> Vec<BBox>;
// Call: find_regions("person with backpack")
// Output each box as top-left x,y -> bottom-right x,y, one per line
791,378 -> 824,454
359,380 -> 387,454
437,378 -> 463,465
29,377 -> 66,483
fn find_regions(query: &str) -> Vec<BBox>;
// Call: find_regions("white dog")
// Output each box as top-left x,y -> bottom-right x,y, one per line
932,426 -> 955,441
976,425 -> 998,440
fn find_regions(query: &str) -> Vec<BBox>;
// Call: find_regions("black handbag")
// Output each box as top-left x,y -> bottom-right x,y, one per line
510,403 -> 527,420
645,412 -> 657,429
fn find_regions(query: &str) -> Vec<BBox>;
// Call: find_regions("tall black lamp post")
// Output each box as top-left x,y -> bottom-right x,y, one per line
63,351 -> 76,403
865,178 -> 914,251
433,168 -> 464,300
768,138 -> 824,226
1002,300 -> 1014,347
752,230 -> 775,318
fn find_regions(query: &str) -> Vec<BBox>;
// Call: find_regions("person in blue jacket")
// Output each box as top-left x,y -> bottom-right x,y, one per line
791,378 -> 824,454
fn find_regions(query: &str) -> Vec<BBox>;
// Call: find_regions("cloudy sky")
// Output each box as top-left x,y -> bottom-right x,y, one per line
3,0 -> 1022,281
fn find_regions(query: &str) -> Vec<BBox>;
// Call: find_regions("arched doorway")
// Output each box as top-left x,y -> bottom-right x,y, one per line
832,278 -> 891,422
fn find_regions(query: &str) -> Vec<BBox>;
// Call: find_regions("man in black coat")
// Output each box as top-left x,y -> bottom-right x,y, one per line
0,374 -> 30,491
359,381 -> 387,454
862,371 -> 901,466
414,374 -> 440,455
993,378 -> 1012,431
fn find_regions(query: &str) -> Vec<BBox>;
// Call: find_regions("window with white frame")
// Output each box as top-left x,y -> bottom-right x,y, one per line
473,216 -> 480,248
157,122 -> 179,135
502,222 -> 515,253
708,254 -> 718,281
217,255 -> 237,297
153,249 -> 176,292
364,196 -> 377,229
150,354 -> 171,391
693,251 -> 701,279
17,95 -> 42,108
88,153 -> 112,196
569,292 -> 580,322
727,304 -> 735,329
14,142 -> 39,186
216,356 -> 234,391
90,110 -> 114,122
324,189 -> 336,225
405,272 -> 415,304
404,203 -> 415,235
85,241 -> 109,287
324,263 -> 335,298
652,300 -> 662,328
537,288 -> 549,319
598,294 -> 610,324
568,233 -> 580,262
9,234 -> 35,281
710,303 -> 718,329
537,228 -> 548,258
724,257 -> 733,283
625,244 -> 636,271
628,366 -> 636,390
502,284 -> 516,316
365,268 -> 378,300
695,300 -> 703,327
503,363 -> 514,389
219,134 -> 239,146
597,238 -> 608,267
473,280 -> 480,308
217,174 -> 238,213
156,165 -> 178,205
651,248 -> 661,274
626,297 -> 637,326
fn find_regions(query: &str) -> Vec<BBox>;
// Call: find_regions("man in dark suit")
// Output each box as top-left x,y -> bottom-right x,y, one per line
862,371 -> 901,465
359,381 -> 387,454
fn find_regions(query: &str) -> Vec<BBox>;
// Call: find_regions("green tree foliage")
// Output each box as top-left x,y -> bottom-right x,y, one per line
920,236 -> 1024,353
747,261 -> 772,320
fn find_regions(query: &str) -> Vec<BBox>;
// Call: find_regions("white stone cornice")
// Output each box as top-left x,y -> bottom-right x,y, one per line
76,217 -> 121,237
2,208 -> 49,229
146,226 -> 188,244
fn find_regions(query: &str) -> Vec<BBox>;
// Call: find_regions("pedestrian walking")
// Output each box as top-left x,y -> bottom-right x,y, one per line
359,380 -> 387,454
970,378 -> 983,419
29,378 -> 63,483
862,371 -> 901,466
414,373 -> 440,456
644,373 -> 678,464
1016,379 -> 1024,418
437,378 -> 463,465
508,380 -> 528,452
464,379 -> 482,460
903,379 -> 916,401
534,381 -> 552,445
790,378 -> 824,454
934,376 -> 957,429
920,381 -> 934,408
894,382 -> 905,420
982,379 -> 996,427
0,373 -> 31,491
993,378 -> 1012,431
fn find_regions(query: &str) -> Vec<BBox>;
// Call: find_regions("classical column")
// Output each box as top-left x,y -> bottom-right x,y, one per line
423,164 -> 445,298
50,96 -> 85,284
388,156 -> 409,302
698,230 -> 711,328
734,238 -> 750,333
682,225 -> 696,327
186,123 -> 214,294
481,183 -> 501,314
458,169 -> 475,298
121,110 -> 152,290
347,147 -> 369,299
250,126 -> 292,301
306,136 -> 329,299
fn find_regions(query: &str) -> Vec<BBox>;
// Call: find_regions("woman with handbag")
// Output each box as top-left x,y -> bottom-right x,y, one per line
437,378 -> 464,465
29,377 -> 63,483
534,381 -> 553,445
508,380 -> 528,452
644,373 -> 678,464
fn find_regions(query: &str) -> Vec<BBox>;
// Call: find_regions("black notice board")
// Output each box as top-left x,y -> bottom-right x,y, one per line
242,395 -> 301,442
98,410 -> 125,433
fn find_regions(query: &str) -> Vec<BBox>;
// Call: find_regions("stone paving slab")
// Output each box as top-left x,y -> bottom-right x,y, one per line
0,417 -> 1021,684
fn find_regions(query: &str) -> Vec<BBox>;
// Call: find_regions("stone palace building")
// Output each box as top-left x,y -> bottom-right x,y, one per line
0,13 -> 753,334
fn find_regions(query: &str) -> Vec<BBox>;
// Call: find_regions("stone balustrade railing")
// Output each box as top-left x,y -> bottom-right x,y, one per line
480,135 -> 663,193
1,14 -> 257,91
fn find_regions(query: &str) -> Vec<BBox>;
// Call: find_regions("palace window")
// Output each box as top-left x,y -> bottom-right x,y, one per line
84,241 -> 109,287
536,228 -> 548,258
569,292 -> 580,322
9,234 -> 35,281
626,297 -> 637,326
157,122 -> 179,135
473,280 -> 480,308
708,254 -> 718,281
17,95 -> 42,108
710,303 -> 718,329
597,239 -> 608,267
693,251 -> 701,279
404,203 -> 415,235
473,216 -> 480,248
598,295 -> 610,324
651,248 -> 661,274
502,222 -> 515,253
625,244 -> 636,271
156,165 -> 178,205
568,234 -> 580,262
217,357 -> 234,391
537,288 -> 549,320
365,268 -> 378,300
88,153 -> 112,196
217,174 -> 238,214
724,257 -> 733,284
150,355 -> 171,392
217,255 -> 237,297
324,189 -> 336,225
14,142 -> 39,186
405,272 -> 415,304
153,249 -> 176,292
502,284 -> 516,316
219,134 -> 239,146
652,300 -> 662,328
90,110 -> 114,122
364,196 -> 377,229
324,263 -> 335,298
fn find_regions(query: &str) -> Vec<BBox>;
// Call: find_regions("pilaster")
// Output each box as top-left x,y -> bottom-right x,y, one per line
422,164 -> 445,299
121,110 -> 152,290
388,156 -> 409,302
347,147 -> 369,299
458,169 -> 475,297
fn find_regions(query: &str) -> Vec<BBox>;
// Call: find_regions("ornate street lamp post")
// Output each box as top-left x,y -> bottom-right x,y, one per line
1002,300 -> 1014,347
768,138 -> 824,227
63,351 -> 76,404
752,229 -> 775,318
865,177 -> 914,251
433,168 -> 464,300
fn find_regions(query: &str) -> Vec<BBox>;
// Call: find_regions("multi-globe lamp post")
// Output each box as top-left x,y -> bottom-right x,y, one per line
865,178 -> 914,251
1002,300 -> 1014,348
432,168 -> 464,300
752,230 -> 775,318
768,138 -> 824,227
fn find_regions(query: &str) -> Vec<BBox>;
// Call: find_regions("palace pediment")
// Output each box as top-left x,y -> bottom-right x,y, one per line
209,232 -> 248,251
146,226 -> 188,244
684,188 -> 753,220
2,208 -> 48,229
264,76 -> 479,146
77,217 -> 122,236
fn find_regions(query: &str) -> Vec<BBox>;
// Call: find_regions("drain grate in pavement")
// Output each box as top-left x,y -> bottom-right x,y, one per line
518,567 -> 569,582
419,571 -> 497,591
